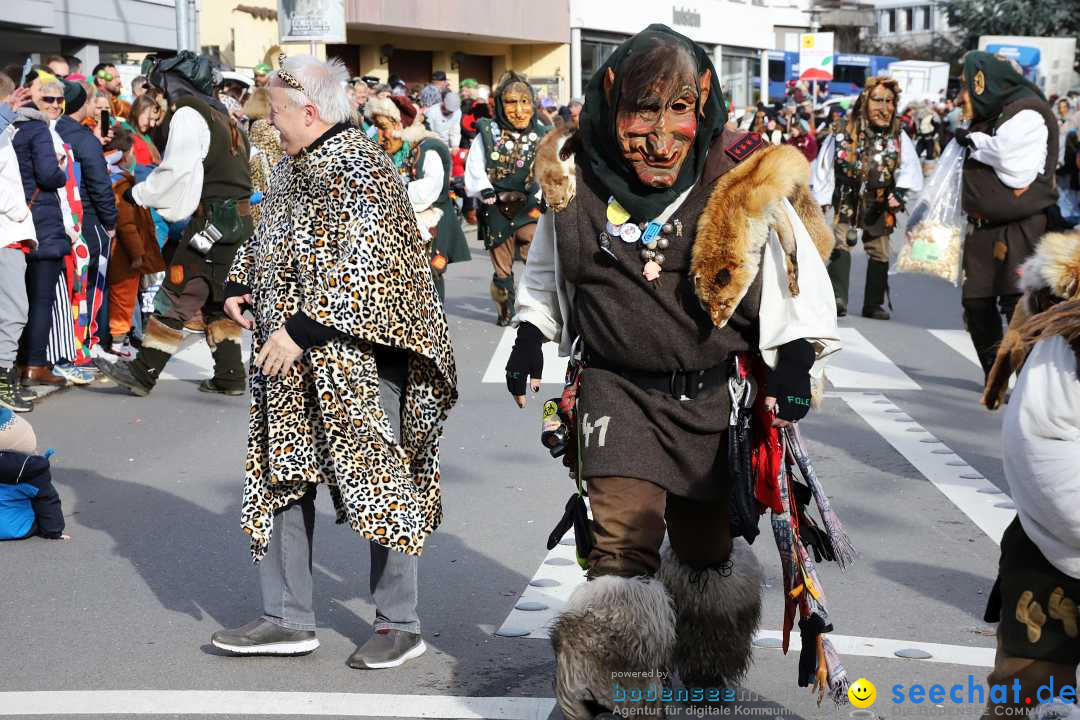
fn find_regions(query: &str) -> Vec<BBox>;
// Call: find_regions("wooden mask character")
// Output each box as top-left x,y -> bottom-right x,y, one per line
605,41 -> 711,188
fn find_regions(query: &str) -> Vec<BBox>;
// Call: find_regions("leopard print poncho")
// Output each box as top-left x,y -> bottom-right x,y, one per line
229,125 -> 458,562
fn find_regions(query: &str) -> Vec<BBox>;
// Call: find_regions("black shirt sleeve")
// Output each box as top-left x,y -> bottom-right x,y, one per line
284,312 -> 344,350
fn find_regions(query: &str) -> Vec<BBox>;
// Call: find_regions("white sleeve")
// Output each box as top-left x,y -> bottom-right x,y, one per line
132,107 -> 211,222
969,110 -> 1049,189
0,148 -> 29,222
464,134 -> 492,198
896,132 -> 925,193
407,150 -> 444,212
811,135 -> 836,206
515,211 -> 563,342
449,110 -> 462,150
758,198 -> 843,371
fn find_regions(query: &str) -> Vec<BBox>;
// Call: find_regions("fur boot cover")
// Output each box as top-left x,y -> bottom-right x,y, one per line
550,575 -> 676,720
657,539 -> 763,688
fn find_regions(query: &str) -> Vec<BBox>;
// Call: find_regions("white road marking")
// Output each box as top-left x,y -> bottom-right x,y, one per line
482,327 -> 568,385
753,630 -> 994,668
0,691 -> 555,719
159,333 -> 253,382
929,329 -> 1015,388
826,328 -> 921,390
837,391 -> 1012,543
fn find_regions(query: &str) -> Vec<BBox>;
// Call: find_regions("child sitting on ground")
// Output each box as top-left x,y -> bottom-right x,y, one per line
0,408 -> 66,540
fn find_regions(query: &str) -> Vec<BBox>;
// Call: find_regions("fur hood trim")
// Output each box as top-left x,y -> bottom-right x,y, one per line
692,144 -> 832,328
1019,230 -> 1080,300
364,95 -> 399,124
397,123 -> 441,145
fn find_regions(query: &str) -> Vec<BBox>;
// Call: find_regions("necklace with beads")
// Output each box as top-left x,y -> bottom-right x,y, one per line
598,197 -> 683,285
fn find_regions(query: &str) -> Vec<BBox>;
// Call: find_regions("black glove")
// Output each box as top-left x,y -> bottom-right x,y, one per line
953,127 -> 974,149
505,322 -> 545,397
481,187 -> 496,201
767,339 -> 815,422
122,186 -> 136,206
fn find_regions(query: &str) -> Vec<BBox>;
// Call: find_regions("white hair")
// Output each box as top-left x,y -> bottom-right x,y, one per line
272,54 -> 352,125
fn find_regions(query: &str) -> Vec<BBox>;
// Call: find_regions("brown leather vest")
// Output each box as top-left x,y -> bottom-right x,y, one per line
552,129 -> 763,373
962,97 -> 1059,225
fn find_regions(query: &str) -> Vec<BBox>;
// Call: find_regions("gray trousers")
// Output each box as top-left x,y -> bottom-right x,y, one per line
258,346 -> 420,634
0,248 -> 28,367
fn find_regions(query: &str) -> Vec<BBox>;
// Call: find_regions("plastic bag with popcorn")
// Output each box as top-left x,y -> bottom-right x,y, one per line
895,139 -> 966,286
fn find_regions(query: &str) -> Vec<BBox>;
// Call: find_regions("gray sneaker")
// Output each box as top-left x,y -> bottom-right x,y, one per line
210,617 -> 319,656
347,629 -> 426,669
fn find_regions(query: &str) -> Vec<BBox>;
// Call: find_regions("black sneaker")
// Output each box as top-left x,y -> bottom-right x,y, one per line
0,366 -> 32,412
198,379 -> 245,396
210,617 -> 319,656
93,357 -> 152,397
347,629 -> 426,669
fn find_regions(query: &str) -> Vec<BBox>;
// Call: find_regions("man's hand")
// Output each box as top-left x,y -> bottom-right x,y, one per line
505,322 -> 545,408
481,188 -> 497,206
254,327 -> 303,378
2,87 -> 31,112
887,194 -> 901,209
224,293 -> 254,330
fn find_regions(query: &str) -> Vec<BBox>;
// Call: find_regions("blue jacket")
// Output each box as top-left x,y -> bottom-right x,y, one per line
0,451 -> 63,541
11,107 -> 69,260
56,115 -> 117,230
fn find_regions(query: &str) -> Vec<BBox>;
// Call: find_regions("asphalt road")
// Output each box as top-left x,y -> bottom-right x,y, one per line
0,224 -> 1032,720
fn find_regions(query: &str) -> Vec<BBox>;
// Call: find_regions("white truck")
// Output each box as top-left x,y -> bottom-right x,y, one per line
978,35 -> 1078,99
887,60 -> 950,105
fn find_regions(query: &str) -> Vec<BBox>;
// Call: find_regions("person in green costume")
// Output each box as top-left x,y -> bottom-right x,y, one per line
464,71 -> 550,325
366,95 -> 470,302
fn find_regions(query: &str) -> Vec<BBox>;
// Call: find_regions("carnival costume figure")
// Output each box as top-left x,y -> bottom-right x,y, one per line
95,51 -> 253,396
507,25 -> 844,719
954,51 -> 1059,380
812,76 -> 923,319
465,72 -> 550,325
366,95 -> 470,302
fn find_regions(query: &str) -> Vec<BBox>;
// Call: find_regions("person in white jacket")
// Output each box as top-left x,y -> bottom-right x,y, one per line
979,229 -> 1080,720
504,26 -> 841,720
0,78 -> 36,411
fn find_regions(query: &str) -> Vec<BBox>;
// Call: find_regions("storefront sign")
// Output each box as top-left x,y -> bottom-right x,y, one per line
798,32 -> 834,81
278,0 -> 346,44
672,6 -> 701,28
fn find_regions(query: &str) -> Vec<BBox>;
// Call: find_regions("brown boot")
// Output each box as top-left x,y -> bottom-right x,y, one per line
19,365 -> 69,387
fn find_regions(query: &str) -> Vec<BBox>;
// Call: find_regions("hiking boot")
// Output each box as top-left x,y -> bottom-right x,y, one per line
347,629 -> 426,669
93,357 -> 153,397
211,617 -> 319,656
0,366 -> 32,412
862,258 -> 892,320
198,378 -> 245,396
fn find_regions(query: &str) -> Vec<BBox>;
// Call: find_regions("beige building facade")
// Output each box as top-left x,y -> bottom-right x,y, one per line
329,0 -> 572,104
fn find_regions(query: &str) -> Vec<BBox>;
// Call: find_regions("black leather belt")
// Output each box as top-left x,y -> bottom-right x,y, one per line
585,356 -> 727,400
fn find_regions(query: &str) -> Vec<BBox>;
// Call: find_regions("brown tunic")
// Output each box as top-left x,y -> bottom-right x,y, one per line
962,97 -> 1059,299
552,132 -> 762,500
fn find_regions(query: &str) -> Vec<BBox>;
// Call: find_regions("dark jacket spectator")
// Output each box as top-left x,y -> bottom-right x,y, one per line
12,107 -> 67,259
0,409 -> 63,541
55,115 -> 116,230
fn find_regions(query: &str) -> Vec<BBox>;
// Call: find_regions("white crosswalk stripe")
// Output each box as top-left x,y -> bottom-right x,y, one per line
929,328 -> 1015,388
825,327 -> 921,390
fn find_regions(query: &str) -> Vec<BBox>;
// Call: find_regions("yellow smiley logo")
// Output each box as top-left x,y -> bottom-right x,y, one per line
848,678 -> 877,708
973,70 -> 986,96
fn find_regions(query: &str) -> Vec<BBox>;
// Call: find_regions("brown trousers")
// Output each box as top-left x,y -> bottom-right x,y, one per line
490,224 -> 536,279
980,639 -> 1077,720
832,222 -> 890,262
586,475 -> 732,578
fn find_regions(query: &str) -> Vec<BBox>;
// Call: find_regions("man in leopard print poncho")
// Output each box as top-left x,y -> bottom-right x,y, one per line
209,55 -> 458,670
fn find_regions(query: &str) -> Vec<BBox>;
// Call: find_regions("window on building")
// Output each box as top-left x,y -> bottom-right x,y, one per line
922,5 -> 932,30
581,38 -> 623,88
833,64 -> 868,87
903,8 -> 913,32
882,9 -> 895,34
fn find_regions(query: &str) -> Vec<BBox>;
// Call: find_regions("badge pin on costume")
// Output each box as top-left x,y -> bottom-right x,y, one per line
604,198 -> 680,285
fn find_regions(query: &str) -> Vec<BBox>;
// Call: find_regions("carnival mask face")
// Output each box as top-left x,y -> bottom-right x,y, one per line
502,86 -> 534,130
866,86 -> 896,128
608,49 -> 710,188
373,115 -> 404,155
